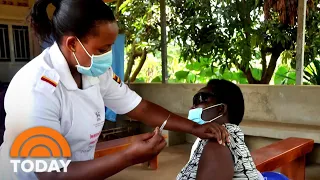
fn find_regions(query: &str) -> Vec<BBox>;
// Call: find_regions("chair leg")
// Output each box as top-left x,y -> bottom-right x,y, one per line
149,156 -> 158,170
280,156 -> 306,180
141,156 -> 158,170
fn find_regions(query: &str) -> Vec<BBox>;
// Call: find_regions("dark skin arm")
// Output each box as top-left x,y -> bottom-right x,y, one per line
196,140 -> 234,180
127,100 -> 229,144
36,130 -> 166,180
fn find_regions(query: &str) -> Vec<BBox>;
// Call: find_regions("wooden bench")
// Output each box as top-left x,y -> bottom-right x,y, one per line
252,137 -> 314,180
94,133 -> 167,170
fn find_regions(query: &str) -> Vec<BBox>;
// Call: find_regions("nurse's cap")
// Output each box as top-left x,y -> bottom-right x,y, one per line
35,69 -> 60,94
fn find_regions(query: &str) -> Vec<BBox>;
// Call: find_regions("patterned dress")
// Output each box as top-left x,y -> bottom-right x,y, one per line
176,123 -> 261,180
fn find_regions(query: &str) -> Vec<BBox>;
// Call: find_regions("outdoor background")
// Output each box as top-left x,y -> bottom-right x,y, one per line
107,0 -> 320,85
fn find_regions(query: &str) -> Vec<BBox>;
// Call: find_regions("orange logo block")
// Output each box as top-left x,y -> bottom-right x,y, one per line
10,127 -> 72,173
10,126 -> 71,158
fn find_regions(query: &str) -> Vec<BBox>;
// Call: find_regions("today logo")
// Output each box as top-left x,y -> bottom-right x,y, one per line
10,127 -> 72,173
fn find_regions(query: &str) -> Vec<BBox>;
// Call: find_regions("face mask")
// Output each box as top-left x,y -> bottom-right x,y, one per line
72,38 -> 113,77
188,103 -> 224,125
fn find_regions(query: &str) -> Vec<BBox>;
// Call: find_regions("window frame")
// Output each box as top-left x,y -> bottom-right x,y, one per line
0,24 -> 11,62
0,20 -> 33,64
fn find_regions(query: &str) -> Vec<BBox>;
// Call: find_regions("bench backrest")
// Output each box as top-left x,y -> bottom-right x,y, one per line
251,137 -> 314,172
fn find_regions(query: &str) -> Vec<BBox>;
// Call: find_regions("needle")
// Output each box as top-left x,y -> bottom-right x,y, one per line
159,114 -> 170,133
159,120 -> 167,132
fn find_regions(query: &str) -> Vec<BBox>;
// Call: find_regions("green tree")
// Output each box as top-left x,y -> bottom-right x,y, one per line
117,0 -> 161,82
110,0 -> 179,82
168,0 -> 319,84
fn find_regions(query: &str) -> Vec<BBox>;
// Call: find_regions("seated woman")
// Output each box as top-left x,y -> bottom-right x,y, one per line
177,79 -> 263,180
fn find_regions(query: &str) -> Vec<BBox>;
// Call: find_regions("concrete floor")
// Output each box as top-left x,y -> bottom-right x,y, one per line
109,144 -> 191,180
109,143 -> 320,180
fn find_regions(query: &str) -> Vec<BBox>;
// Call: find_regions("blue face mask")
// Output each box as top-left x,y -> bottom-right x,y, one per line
188,103 -> 224,125
73,38 -> 113,77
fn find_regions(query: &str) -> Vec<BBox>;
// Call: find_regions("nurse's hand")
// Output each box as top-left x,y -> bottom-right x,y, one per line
192,122 -> 230,146
125,127 -> 166,165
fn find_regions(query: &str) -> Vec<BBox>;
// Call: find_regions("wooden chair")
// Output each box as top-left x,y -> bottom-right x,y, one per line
95,133 -> 167,170
252,137 -> 314,180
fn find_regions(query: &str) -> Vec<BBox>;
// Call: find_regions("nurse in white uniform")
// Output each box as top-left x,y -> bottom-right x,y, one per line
0,0 -> 229,179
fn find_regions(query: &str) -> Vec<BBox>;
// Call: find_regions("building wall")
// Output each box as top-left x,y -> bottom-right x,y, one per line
0,0 -> 54,82
129,83 -> 320,163
131,84 -> 320,127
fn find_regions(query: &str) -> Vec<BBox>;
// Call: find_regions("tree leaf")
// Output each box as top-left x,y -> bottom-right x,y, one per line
287,72 -> 296,85
135,77 -> 145,83
251,68 -> 262,81
151,76 -> 161,82
222,71 -> 233,80
274,65 -> 289,85
187,73 -> 197,83
175,71 -> 190,80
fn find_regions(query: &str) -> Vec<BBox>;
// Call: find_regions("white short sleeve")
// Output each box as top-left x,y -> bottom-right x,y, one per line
2,69 -> 67,173
100,68 -> 142,115
4,69 -> 62,134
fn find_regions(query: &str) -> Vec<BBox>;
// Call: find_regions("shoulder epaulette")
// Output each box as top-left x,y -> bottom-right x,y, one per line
112,73 -> 121,84
35,69 -> 60,93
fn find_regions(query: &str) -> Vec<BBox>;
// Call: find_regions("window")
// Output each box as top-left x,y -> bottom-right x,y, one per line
0,24 -> 10,62
0,0 -> 29,7
0,24 -> 32,62
12,25 -> 30,62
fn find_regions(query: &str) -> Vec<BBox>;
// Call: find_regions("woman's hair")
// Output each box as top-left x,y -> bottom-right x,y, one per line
207,79 -> 245,125
29,0 -> 116,43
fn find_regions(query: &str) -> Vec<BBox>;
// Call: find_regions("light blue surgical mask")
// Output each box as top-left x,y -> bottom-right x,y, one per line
188,103 -> 224,125
72,38 -> 113,77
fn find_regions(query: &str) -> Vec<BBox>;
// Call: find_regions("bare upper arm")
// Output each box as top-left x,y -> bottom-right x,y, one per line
196,140 -> 234,180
